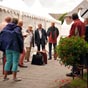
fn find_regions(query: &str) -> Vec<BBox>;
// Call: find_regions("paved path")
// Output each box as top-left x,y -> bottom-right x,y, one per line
0,58 -> 71,88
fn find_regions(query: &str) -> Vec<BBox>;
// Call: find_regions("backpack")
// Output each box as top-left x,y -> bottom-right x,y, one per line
0,31 -> 6,52
0,30 -> 13,52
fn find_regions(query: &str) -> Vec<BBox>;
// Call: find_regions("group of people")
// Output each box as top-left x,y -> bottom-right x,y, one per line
0,16 -> 59,81
0,12 -> 88,81
23,22 -> 59,62
35,22 -> 59,60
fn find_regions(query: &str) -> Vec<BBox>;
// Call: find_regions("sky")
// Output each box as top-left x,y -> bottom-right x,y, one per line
24,0 -> 83,13
0,0 -> 84,14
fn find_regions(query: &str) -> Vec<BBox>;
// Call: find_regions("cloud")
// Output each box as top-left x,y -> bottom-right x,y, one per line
24,0 -> 83,13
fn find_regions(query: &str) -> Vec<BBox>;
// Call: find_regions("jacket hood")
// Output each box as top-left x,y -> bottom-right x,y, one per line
3,23 -> 17,31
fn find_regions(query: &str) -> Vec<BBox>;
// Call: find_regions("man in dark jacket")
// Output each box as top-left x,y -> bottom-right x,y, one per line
84,18 -> 88,42
47,22 -> 59,60
1,18 -> 23,81
34,24 -> 47,51
84,18 -> 88,67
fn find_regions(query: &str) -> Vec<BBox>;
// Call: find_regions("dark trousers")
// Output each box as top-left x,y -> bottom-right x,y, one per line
37,44 -> 45,51
72,55 -> 85,74
36,39 -> 45,51
49,43 -> 56,59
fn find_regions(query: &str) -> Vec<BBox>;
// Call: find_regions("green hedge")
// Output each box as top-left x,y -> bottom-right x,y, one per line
56,36 -> 88,66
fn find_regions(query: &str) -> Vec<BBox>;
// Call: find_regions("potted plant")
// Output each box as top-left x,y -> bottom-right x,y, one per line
56,36 -> 88,66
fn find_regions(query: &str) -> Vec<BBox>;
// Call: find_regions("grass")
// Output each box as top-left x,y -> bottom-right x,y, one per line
61,73 -> 88,88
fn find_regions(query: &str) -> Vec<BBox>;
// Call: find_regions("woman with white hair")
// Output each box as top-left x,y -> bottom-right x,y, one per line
24,25 -> 33,62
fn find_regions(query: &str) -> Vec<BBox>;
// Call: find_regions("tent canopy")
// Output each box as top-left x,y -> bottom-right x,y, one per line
28,0 -> 60,23
0,0 -> 30,13
0,0 -> 61,23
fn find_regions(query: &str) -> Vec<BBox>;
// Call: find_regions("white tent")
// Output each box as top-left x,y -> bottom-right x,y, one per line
0,0 -> 61,29
28,0 -> 60,23
0,0 -> 30,13
78,9 -> 84,22
61,20 -> 72,37
61,10 -> 84,38
0,0 -> 60,23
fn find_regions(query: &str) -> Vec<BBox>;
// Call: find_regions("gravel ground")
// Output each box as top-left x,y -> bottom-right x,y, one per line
0,58 -> 71,88
0,46 -> 71,88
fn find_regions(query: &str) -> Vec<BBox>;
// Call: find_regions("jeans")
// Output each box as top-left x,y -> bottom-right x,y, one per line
5,50 -> 20,72
49,43 -> 56,59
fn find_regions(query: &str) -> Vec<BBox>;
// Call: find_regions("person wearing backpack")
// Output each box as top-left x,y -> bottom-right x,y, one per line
1,18 -> 23,81
0,16 -> 11,74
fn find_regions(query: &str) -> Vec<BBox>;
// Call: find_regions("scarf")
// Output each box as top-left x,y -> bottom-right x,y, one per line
51,27 -> 56,39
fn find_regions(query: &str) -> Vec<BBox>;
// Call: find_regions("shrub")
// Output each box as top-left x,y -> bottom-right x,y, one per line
56,36 -> 88,66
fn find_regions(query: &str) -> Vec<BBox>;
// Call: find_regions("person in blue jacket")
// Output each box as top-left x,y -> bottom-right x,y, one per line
1,18 -> 23,81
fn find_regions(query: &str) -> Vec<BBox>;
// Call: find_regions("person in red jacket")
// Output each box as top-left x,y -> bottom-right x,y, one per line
47,22 -> 59,60
66,13 -> 85,77
69,13 -> 85,38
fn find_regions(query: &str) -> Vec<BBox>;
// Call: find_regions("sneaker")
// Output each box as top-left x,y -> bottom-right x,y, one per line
19,64 -> 28,68
48,58 -> 52,60
66,73 -> 74,77
3,78 -> 9,81
54,58 -> 57,60
13,78 -> 22,82
21,65 -> 28,68
74,71 -> 80,76
17,70 -> 20,72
